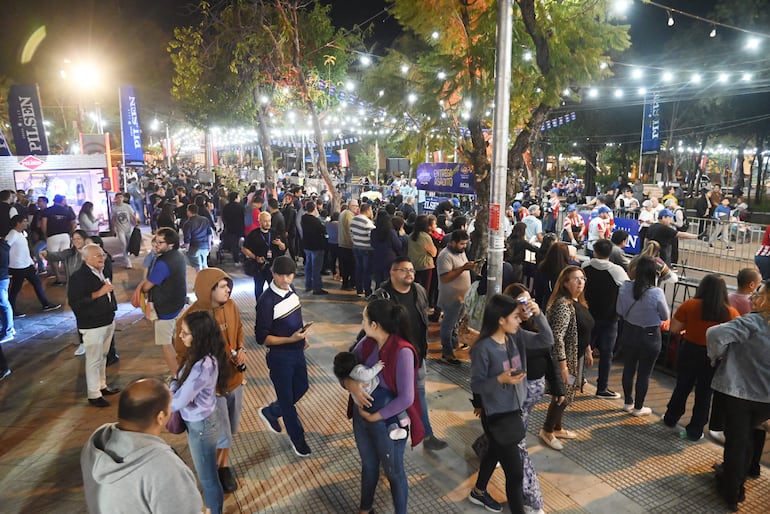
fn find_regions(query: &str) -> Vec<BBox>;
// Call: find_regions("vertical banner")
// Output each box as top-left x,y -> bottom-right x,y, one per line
7,84 -> 49,155
119,85 -> 145,166
0,125 -> 12,156
337,148 -> 349,168
641,91 -> 661,154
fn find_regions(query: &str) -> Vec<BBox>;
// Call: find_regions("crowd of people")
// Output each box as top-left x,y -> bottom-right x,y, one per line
0,169 -> 768,514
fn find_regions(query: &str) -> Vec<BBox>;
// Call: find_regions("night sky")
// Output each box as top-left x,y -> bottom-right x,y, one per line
0,0 -> 721,113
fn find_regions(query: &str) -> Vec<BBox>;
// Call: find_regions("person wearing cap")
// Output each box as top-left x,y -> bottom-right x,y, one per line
255,255 -> 314,458
41,194 -> 77,284
638,200 -> 656,246
646,209 -> 697,266
586,206 -> 612,257
709,198 -> 735,250
512,201 -> 529,223
561,204 -> 584,246
543,188 -> 560,233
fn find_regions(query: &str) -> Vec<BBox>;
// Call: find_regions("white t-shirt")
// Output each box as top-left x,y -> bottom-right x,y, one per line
6,230 -> 34,269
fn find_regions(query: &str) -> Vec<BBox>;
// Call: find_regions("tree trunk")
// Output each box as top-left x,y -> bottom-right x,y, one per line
254,91 -> 276,199
583,148 -> 599,196
507,103 -> 551,206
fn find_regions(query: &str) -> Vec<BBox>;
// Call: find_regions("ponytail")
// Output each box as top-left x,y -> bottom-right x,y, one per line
366,299 -> 412,342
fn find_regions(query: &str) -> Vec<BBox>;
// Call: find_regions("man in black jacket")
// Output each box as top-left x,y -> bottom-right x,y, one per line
69,244 -> 120,407
369,256 -> 448,451
300,200 -> 327,295
221,191 -> 245,264
582,239 -> 628,400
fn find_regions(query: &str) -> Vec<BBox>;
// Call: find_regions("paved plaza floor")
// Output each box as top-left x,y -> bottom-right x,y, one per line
0,234 -> 768,513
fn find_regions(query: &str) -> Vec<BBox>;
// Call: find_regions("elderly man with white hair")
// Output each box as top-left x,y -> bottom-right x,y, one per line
522,204 -> 544,243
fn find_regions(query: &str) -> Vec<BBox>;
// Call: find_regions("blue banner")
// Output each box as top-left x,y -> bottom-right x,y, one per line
580,213 -> 641,255
0,125 -> 11,156
415,163 -> 474,194
420,196 -> 449,214
119,86 -> 145,166
7,84 -> 49,155
641,92 -> 661,154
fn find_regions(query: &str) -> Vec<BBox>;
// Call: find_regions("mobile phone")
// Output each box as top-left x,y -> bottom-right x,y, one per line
510,369 -> 525,377
301,322 -> 314,331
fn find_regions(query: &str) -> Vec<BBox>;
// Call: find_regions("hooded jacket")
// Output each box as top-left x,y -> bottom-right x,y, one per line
80,423 -> 202,514
174,268 -> 244,393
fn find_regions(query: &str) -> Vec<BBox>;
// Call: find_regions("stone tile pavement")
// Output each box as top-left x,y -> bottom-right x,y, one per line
0,233 -> 767,513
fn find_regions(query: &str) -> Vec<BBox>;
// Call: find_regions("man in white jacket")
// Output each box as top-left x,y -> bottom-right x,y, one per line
81,378 -> 202,514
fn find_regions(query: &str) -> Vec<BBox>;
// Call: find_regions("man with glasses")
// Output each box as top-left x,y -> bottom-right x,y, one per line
69,244 -> 120,407
369,256 -> 448,451
138,228 -> 187,376
437,230 -> 474,365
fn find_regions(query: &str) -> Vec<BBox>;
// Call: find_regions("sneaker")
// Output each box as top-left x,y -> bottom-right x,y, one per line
680,430 -> 704,442
622,403 -> 634,412
0,368 -> 11,381
631,407 -> 652,417
13,313 -> 26,319
312,289 -> 329,295
88,397 -> 110,408
259,407 -> 282,433
292,439 -> 311,458
423,435 -> 448,451
74,344 -> 86,356
468,489 -> 502,513
42,304 -> 62,312
0,334 -> 13,344
523,506 -> 546,514
709,430 -> 726,444
441,356 -> 461,366
596,389 -> 621,399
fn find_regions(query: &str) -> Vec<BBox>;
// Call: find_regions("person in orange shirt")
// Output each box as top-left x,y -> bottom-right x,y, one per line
662,274 -> 740,441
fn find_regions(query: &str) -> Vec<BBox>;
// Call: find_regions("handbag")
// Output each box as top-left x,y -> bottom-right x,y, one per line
243,258 -> 259,277
487,410 -> 525,446
166,410 -> 186,434
463,281 -> 486,332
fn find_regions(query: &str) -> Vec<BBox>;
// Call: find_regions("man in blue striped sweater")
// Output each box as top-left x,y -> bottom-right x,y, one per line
256,255 -> 313,457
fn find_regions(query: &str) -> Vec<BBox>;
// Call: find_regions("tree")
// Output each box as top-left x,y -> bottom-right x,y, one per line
169,0 -> 357,203
363,0 -> 629,256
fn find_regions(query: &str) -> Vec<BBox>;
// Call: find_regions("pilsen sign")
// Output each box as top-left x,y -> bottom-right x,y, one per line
7,84 -> 50,155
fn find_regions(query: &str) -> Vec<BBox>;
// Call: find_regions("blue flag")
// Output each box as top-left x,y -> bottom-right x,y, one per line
119,86 -> 145,166
641,92 -> 661,154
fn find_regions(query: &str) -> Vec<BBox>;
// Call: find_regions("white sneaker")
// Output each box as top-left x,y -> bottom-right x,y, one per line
631,406 -> 652,417
74,344 -> 85,356
523,506 -> 545,514
709,430 -> 726,444
622,403 -> 633,412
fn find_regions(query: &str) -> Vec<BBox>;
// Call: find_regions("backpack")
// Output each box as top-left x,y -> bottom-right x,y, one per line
675,207 -> 689,232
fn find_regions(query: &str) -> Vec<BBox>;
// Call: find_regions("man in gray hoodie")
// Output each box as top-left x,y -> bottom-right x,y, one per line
80,377 -> 202,513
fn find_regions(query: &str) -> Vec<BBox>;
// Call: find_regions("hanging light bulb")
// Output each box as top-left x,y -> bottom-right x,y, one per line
709,26 -> 717,38
667,11 -> 674,27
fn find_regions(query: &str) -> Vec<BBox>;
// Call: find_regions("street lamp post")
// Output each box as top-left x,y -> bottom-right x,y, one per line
487,0 -> 514,296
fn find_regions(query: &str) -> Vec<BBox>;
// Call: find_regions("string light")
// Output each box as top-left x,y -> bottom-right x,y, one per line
666,10 -> 674,27
709,26 -> 717,38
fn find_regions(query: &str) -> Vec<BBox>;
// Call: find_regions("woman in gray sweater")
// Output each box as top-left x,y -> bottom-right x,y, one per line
469,294 -> 553,513
616,256 -> 669,416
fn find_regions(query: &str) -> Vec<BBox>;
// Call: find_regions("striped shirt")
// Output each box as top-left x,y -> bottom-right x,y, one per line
351,214 -> 375,250
255,281 -> 304,350
756,226 -> 770,257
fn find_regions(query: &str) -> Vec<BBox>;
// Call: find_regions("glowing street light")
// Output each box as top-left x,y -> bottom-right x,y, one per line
407,93 -> 418,105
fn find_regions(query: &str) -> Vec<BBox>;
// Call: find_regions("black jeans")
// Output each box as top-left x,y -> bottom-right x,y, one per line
663,340 -> 715,438
620,321 -> 661,409
592,318 -> 618,392
719,395 -> 770,504
338,247 -> 355,288
475,411 -> 525,514
9,265 -> 52,312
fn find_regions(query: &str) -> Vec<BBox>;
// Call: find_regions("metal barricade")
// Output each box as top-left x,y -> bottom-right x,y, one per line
677,216 -> 762,277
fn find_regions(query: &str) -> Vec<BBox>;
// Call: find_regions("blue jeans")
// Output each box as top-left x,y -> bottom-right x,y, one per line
303,249 -> 324,292
620,321 -> 661,409
0,277 -> 13,338
186,414 -> 223,514
353,408 -> 408,514
264,348 -> 309,445
755,254 -> 770,280
130,197 -> 145,224
438,299 -> 464,358
187,247 -> 210,271
253,268 -> 272,304
353,248 -> 373,295
416,361 -> 434,437
592,318 -> 618,391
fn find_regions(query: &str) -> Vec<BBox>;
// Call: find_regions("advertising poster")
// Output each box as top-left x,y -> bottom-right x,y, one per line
415,163 -> 474,195
580,213 -> 642,255
7,84 -> 50,155
420,195 -> 449,214
119,85 -> 145,166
